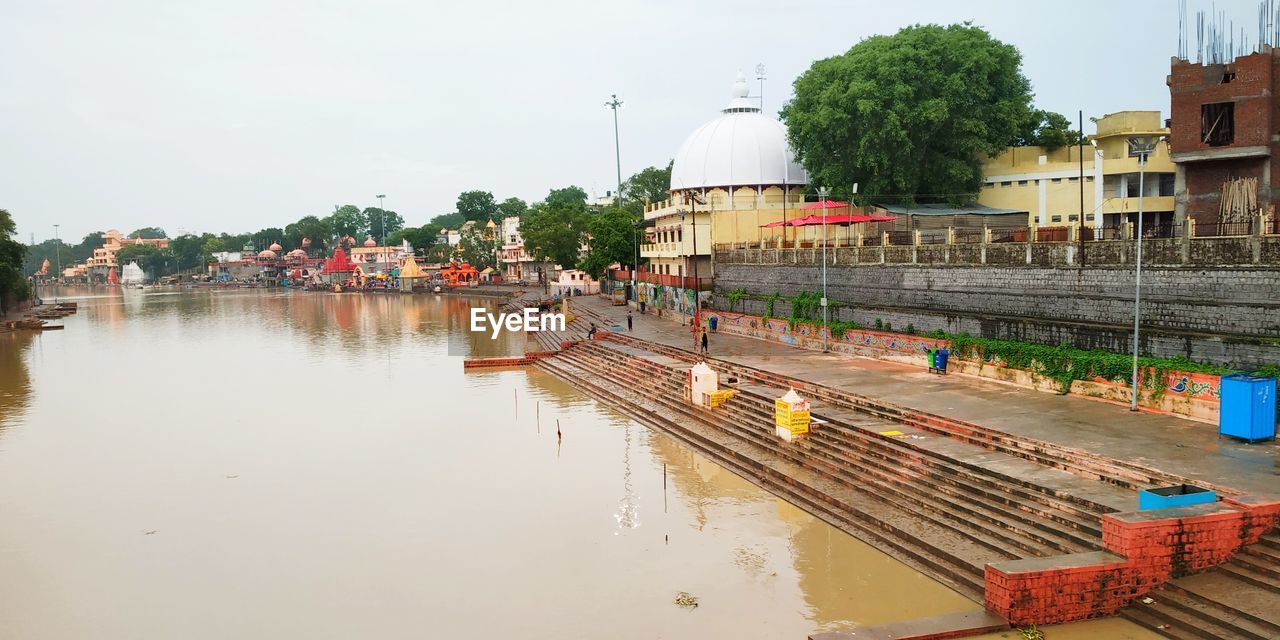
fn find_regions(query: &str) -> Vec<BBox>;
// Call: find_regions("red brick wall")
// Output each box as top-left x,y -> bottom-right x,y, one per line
1169,51 -> 1280,224
985,498 -> 1280,625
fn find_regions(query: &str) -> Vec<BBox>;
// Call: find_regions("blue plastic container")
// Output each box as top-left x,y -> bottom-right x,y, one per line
1138,484 -> 1217,511
1219,373 -> 1277,443
935,348 -> 950,372
708,316 -> 718,333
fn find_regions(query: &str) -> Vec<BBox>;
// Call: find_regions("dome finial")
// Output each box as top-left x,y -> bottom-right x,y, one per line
723,70 -> 759,113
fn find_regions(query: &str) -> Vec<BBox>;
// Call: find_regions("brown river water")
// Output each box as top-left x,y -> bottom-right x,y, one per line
0,287 -> 1158,639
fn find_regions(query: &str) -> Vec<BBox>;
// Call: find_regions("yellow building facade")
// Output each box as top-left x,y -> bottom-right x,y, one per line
979,111 -> 1175,230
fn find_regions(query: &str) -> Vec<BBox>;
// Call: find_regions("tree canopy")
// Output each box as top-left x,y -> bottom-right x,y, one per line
781,23 -> 1034,204
364,207 -> 404,241
430,212 -> 465,230
327,205 -> 367,240
128,227 -> 168,240
0,209 -> 30,311
497,197 -> 527,219
520,187 -> 589,268
1016,109 -> 1086,151
456,190 -> 498,222
621,162 -> 673,205
577,206 -> 638,278
458,224 -> 496,270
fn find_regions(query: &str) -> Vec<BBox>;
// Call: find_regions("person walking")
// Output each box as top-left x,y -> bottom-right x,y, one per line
626,310 -> 633,332
700,329 -> 709,355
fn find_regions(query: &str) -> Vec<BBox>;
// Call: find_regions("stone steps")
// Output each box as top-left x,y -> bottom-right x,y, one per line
573,343 -> 1102,557
534,354 -> 988,601
553,342 -> 1124,578
580,341 -> 1109,542
601,332 -> 1225,498
552,350 -> 1019,567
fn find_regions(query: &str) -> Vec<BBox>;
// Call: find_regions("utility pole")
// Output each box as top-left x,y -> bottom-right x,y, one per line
818,186 -> 830,352
1078,110 -> 1086,266
53,224 -> 61,279
605,93 -> 632,293
605,94 -> 623,205
376,194 -> 387,245
1127,136 -> 1161,411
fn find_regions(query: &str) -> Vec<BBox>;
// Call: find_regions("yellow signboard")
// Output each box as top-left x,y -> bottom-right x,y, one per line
774,398 -> 811,435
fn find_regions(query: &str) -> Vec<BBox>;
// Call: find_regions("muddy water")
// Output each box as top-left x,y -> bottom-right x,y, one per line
0,288 -> 1157,639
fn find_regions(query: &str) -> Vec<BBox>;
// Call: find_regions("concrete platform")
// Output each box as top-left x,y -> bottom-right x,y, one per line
809,610 -> 1008,640
570,295 -> 1279,497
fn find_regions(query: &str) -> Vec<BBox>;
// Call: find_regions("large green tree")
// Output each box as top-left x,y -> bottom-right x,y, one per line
458,224 -> 496,270
283,215 -> 333,255
578,206 -> 639,278
0,209 -> 31,311
621,162 -> 673,205
115,243 -> 166,276
327,205 -> 367,240
520,187 -> 589,268
456,190 -> 497,222
364,207 -> 404,241
497,197 -> 527,219
782,23 -> 1033,204
430,212 -> 465,230
1016,109 -> 1086,151
127,227 -> 168,240
387,223 -> 442,254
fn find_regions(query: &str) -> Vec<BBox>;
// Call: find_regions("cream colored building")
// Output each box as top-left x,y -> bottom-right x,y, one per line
979,111 -> 1175,231
641,72 -> 808,286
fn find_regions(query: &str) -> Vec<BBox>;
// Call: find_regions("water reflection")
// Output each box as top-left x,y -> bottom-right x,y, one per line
0,331 -> 34,434
0,287 -> 1154,640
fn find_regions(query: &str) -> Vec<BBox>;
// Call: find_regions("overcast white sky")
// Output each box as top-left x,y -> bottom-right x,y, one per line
0,0 -> 1242,242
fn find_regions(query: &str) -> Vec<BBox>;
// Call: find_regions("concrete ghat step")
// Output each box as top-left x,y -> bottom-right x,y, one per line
1121,604 -> 1234,640
571,344 -> 1106,555
600,332 -> 1219,497
551,353 -> 1021,567
577,342 -> 1107,545
1155,575 -> 1280,640
535,355 -> 983,599
1228,554 -> 1280,586
807,609 -> 1008,640
558,350 -> 1059,559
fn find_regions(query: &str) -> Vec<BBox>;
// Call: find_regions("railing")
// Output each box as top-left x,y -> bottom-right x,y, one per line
1192,220 -> 1253,237
953,228 -> 984,244
887,230 -> 914,245
918,230 -> 949,245
1035,226 -> 1072,242
988,227 -> 1026,243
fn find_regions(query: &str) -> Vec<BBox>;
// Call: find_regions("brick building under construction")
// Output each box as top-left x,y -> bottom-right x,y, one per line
1169,47 -> 1280,232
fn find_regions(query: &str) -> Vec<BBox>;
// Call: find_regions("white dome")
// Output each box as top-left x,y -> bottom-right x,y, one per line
670,72 -> 807,192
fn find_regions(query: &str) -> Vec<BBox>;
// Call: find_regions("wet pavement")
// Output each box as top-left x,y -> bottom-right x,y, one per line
574,295 -> 1279,497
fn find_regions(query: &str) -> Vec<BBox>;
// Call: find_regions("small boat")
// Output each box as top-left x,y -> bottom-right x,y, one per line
433,285 -> 443,293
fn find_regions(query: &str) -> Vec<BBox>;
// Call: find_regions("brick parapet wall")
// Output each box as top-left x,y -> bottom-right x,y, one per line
985,499 -> 1280,625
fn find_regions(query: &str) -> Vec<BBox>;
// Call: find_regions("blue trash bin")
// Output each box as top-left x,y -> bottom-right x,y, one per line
708,316 -> 718,333
1219,373 -> 1277,442
935,348 -> 950,372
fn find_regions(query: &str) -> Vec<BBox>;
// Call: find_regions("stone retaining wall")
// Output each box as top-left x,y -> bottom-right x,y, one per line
706,310 -> 1223,422
711,261 -> 1280,368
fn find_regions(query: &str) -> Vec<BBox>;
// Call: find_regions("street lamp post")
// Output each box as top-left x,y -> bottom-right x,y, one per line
1127,137 -> 1161,411
376,194 -> 387,269
818,186 -> 830,352
680,206 -> 701,352
53,224 -> 61,281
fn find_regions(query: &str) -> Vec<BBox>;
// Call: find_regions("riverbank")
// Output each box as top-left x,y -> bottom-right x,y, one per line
526,294 -> 1279,638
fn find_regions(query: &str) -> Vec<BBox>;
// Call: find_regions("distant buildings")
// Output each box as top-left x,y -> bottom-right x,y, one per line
498,216 -> 554,282
84,229 -> 169,280
978,111 -> 1176,231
